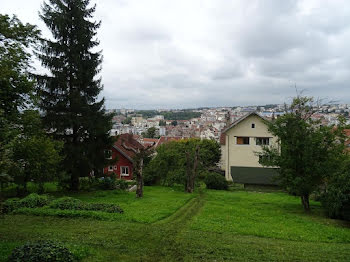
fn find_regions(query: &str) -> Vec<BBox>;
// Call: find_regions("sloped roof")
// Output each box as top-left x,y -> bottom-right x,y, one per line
113,133 -> 144,162
155,136 -> 183,147
221,112 -> 269,134
142,138 -> 159,148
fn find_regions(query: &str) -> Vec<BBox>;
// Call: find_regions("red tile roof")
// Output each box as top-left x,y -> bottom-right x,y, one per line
142,138 -> 159,148
155,136 -> 183,147
113,133 -> 144,161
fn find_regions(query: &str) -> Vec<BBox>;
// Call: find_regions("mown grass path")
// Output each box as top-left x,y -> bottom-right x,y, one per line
152,193 -> 205,261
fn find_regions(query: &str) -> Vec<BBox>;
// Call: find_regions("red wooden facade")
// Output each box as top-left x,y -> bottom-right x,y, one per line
103,148 -> 134,180
103,134 -> 144,180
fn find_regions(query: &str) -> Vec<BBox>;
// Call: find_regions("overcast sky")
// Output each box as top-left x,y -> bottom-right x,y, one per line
2,0 -> 350,109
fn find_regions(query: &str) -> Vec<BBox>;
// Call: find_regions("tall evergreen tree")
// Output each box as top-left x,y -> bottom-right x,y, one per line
38,0 -> 114,190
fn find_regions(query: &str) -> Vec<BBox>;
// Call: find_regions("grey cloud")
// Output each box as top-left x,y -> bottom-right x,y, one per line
2,0 -> 350,109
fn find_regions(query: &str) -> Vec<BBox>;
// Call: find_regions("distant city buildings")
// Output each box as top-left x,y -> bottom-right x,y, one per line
106,103 -> 350,142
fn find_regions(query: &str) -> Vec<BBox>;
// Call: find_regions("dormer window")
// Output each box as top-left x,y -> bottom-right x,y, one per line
251,123 -> 255,128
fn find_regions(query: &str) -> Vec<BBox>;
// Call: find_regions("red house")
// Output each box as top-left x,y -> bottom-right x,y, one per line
103,133 -> 144,180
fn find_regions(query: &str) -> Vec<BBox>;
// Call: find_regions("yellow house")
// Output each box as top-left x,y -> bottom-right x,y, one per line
220,112 -> 279,185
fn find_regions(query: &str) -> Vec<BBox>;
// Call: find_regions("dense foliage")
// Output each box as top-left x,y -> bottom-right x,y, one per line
0,15 -> 62,196
142,127 -> 157,138
0,14 -> 39,121
321,160 -> 350,220
10,111 -> 63,194
1,193 -> 49,213
49,197 -> 124,213
260,96 -> 347,211
144,139 -> 221,192
204,172 -> 228,190
8,240 -> 74,262
37,0 -> 114,190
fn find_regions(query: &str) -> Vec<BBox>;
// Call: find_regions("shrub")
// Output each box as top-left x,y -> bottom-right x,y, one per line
79,177 -> 100,191
8,240 -> 74,262
321,171 -> 350,221
57,173 -> 71,191
204,172 -> 228,190
49,197 -> 84,210
97,176 -> 116,190
115,179 -> 128,190
1,198 -> 20,214
49,197 -> 123,213
1,193 -> 49,213
19,193 -> 50,208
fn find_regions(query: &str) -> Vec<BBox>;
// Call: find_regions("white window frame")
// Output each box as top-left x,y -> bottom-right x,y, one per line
256,137 -> 270,146
108,165 -> 113,172
120,166 -> 129,176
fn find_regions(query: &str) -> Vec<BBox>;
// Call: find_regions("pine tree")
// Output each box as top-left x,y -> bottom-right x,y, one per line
38,0 -> 114,190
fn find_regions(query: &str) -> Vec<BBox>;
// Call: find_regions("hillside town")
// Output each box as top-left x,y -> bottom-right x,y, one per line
107,103 -> 350,143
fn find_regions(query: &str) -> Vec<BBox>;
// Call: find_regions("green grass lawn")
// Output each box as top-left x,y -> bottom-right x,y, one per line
190,190 -> 350,243
14,186 -> 196,223
0,187 -> 349,261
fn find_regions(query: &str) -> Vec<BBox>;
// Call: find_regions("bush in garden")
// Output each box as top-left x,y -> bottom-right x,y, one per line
97,174 -> 117,190
115,179 -> 128,190
204,172 -> 228,190
1,198 -> 20,214
321,171 -> 350,221
79,177 -> 100,191
84,203 -> 124,213
1,193 -> 49,213
8,240 -> 74,262
49,197 -> 84,210
19,193 -> 50,208
49,197 -> 123,213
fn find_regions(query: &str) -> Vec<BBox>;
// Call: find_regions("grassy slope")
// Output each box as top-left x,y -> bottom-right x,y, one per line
191,190 -> 350,243
0,187 -> 349,261
14,186 -> 197,223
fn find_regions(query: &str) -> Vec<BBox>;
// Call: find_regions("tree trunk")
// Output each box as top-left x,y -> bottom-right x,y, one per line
191,146 -> 199,191
185,151 -> 193,193
38,183 -> 45,194
136,157 -> 144,198
70,174 -> 79,191
301,194 -> 310,211
185,146 -> 199,193
70,127 -> 80,191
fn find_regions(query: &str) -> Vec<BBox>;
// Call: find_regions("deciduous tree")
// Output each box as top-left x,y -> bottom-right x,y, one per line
0,14 -> 39,184
260,96 -> 346,211
144,138 -> 221,193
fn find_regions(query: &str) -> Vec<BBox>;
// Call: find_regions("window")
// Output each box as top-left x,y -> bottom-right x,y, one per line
121,166 -> 129,176
105,150 -> 112,159
251,123 -> 255,128
237,137 -> 249,145
256,137 -> 270,146
108,165 -> 113,172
